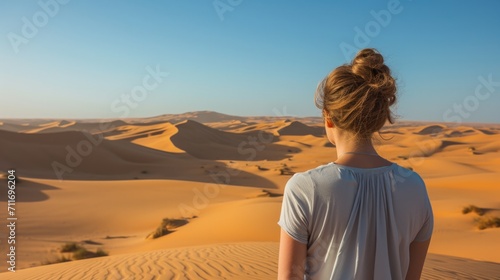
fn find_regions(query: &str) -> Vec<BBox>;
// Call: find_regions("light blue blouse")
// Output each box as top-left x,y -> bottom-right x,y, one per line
278,163 -> 433,280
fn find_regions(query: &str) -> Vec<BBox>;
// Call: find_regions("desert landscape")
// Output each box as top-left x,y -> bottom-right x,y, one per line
0,111 -> 499,279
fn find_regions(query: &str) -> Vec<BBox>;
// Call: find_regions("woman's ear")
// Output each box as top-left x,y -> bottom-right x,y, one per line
323,111 -> 334,128
325,118 -> 334,128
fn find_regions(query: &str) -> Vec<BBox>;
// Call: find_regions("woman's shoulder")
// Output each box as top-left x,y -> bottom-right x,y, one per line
288,163 -> 336,186
284,163 -> 334,193
391,163 -> 426,186
304,162 -> 339,178
285,162 -> 346,194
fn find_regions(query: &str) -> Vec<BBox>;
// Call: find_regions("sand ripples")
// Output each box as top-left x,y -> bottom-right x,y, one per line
1,243 -> 278,280
2,244 -> 500,279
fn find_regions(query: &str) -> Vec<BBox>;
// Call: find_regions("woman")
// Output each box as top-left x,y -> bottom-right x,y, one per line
278,48 -> 433,280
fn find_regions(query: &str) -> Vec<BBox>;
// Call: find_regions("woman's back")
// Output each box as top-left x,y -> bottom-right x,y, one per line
278,49 -> 432,279
279,162 -> 433,279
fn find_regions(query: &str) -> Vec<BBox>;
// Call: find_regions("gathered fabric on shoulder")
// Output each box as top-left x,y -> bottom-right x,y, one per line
278,163 -> 433,280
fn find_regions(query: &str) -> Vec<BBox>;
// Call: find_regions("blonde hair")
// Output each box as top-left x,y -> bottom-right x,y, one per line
320,48 -> 396,139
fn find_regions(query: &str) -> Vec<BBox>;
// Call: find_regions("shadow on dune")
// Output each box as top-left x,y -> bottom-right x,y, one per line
4,159 -> 280,189
170,120 -> 297,161
380,130 -> 404,135
0,129 -> 281,189
0,178 -> 59,203
414,124 -> 446,135
440,140 -> 463,149
481,208 -> 500,215
477,128 -> 497,135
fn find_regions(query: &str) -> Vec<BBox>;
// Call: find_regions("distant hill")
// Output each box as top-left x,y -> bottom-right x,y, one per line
144,111 -> 248,124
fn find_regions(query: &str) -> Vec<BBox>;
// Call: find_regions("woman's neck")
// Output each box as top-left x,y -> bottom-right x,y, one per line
333,133 -> 391,168
334,134 -> 377,158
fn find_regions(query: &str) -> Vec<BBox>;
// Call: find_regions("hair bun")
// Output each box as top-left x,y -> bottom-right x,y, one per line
351,48 -> 394,94
351,48 -> 390,84
352,48 -> 384,68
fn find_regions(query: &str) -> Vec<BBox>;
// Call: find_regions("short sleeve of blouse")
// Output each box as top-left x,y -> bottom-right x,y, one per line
414,192 -> 434,242
278,173 -> 313,244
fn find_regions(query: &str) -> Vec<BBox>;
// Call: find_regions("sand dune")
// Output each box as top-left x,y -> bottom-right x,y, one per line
477,128 -> 498,135
170,120 -> 294,160
17,120 -> 127,134
199,120 -> 251,132
0,243 -> 278,280
105,121 -> 184,153
1,244 -> 499,280
222,120 -> 287,134
421,254 -> 500,280
0,129 -> 182,179
128,197 -> 282,253
0,112 -> 499,278
0,128 -> 278,187
0,121 -> 34,132
414,124 -> 446,135
276,121 -> 324,136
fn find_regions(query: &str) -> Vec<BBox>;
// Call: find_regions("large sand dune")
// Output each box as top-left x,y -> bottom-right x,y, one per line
0,121 -> 279,187
0,129 -> 190,179
0,111 -> 499,279
276,120 -> 324,136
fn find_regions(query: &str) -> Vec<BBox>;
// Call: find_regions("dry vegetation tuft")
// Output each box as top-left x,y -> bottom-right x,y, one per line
462,205 -> 500,230
60,242 -> 82,253
43,242 -> 108,265
72,248 -> 108,260
462,205 -> 486,216
474,216 -> 500,230
146,218 -> 190,239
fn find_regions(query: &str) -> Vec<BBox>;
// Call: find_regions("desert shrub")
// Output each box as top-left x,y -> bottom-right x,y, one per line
256,189 -> 283,198
148,226 -> 170,239
73,248 -> 108,260
279,167 -> 295,175
462,205 -> 485,216
95,248 -> 108,257
475,216 -> 500,230
60,242 -> 83,253
43,256 -> 72,265
44,243 -> 108,266
257,165 -> 269,171
146,218 -> 189,239
462,206 -> 472,214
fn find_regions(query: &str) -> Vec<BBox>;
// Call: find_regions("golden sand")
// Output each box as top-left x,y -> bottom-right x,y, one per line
0,112 -> 499,278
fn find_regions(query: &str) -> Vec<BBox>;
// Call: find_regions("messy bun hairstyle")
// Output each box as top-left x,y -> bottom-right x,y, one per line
316,48 -> 397,139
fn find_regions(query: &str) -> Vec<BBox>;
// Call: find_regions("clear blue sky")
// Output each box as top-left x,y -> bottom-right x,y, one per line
1,0 -> 499,123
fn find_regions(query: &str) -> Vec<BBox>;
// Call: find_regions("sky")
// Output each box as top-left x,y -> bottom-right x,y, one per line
1,0 -> 499,123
